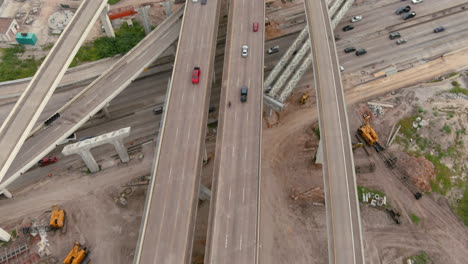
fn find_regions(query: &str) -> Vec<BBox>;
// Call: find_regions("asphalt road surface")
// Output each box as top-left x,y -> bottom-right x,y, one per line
134,0 -> 222,263
0,7 -> 183,189
304,0 -> 364,263
204,0 -> 264,263
0,0 -> 108,186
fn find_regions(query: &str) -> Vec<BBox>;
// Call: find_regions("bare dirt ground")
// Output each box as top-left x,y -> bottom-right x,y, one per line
259,53 -> 468,264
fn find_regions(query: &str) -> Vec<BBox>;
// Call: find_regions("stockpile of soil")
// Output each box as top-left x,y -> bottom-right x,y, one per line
399,153 -> 436,192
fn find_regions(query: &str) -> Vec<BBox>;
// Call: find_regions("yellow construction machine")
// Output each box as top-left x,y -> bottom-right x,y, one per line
299,93 -> 310,104
357,111 -> 384,152
50,205 -> 65,229
63,242 -> 88,264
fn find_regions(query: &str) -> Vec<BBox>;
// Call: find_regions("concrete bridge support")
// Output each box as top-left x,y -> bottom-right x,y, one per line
0,188 -> 12,199
279,55 -> 313,102
137,6 -> 152,35
100,4 -> 115,38
62,127 -> 131,172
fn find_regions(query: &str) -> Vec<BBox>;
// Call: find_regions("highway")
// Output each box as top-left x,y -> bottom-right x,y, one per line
204,0 -> 264,263
133,0 -> 222,262
304,0 -> 364,263
0,7 -> 183,190
0,0 -> 108,185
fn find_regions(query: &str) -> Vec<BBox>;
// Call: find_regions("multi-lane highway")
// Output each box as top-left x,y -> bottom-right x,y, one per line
0,0 -> 108,186
0,7 -> 183,190
204,0 -> 264,263
134,0 -> 222,262
304,0 -> 364,263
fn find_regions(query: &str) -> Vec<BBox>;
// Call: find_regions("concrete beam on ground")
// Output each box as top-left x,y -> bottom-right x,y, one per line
133,0 -> 222,262
274,0 -> 354,102
0,7 -> 184,191
279,55 -> 313,103
304,0 -> 365,263
264,27 -> 309,90
0,0 -> 108,185
270,39 -> 311,99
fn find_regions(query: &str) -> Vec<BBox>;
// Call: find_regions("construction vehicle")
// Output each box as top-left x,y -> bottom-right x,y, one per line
50,206 -> 65,230
299,92 -> 310,104
63,242 -> 88,264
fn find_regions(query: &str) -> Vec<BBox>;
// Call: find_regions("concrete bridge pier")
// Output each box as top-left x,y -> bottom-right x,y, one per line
100,4 -> 115,37
76,149 -> 100,172
1,188 -> 12,199
111,138 -> 130,162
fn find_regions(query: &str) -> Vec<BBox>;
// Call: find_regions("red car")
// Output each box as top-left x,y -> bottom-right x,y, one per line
38,156 -> 57,167
192,67 -> 200,84
253,22 -> 259,32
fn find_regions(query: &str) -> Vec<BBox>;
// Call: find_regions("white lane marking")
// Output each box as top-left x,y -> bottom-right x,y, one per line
186,63 -> 190,72
225,234 -> 228,248
244,148 -> 247,161
231,145 -> 235,157
234,111 -> 238,122
239,234 -> 243,251
242,187 -> 245,203
229,186 -> 232,201
225,216 -> 230,248
169,167 -> 173,180
112,71 -> 123,82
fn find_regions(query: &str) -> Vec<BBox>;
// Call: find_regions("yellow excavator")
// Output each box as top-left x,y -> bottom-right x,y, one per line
50,205 -> 65,229
357,112 -> 384,152
299,93 -> 310,104
63,242 -> 88,264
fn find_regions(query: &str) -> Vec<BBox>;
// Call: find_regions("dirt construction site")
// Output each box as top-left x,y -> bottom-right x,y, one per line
1,0 -> 468,263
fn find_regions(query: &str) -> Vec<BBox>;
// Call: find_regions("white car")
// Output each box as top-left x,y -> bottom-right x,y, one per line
241,45 -> 248,57
192,0 -> 198,2
351,16 -> 362,23
339,66 -> 344,72
411,0 -> 423,4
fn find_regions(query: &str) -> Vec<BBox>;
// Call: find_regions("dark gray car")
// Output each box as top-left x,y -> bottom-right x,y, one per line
395,6 -> 411,15
201,0 -> 207,5
240,86 -> 248,102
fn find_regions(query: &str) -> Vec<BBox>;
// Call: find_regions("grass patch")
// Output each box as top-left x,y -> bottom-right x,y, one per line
449,80 -> 468,95
398,115 -> 420,139
425,154 -> 453,195
408,251 -> 431,264
313,126 -> 320,139
0,45 -> 45,82
410,213 -> 421,224
71,21 -> 146,67
108,0 -> 122,4
441,124 -> 451,134
448,72 -> 458,78
432,111 -> 438,117
428,79 -> 442,83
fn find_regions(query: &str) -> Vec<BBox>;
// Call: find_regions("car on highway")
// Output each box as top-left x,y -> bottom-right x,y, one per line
192,66 -> 200,84
340,66 -> 344,72
433,26 -> 445,33
38,156 -> 57,167
395,6 -> 411,15
411,0 -> 423,4
241,45 -> 249,57
342,25 -> 354,32
201,0 -> 207,5
267,46 -> 279,54
253,22 -> 259,32
240,86 -> 248,102
58,133 -> 77,145
351,16 -> 362,22
355,49 -> 367,56
153,106 -> 163,115
396,38 -> 407,45
344,47 -> 356,53
192,0 -> 198,3
402,11 -> 416,20
389,31 -> 401,39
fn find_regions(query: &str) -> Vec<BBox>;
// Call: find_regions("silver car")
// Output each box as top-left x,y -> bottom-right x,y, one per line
242,45 -> 249,57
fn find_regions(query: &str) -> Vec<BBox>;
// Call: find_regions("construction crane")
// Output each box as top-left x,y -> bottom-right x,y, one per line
64,242 -> 89,264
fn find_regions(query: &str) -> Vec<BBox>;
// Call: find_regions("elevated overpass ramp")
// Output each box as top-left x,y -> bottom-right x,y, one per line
0,0 -> 108,185
304,0 -> 365,263
0,7 -> 184,191
133,0 -> 222,263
